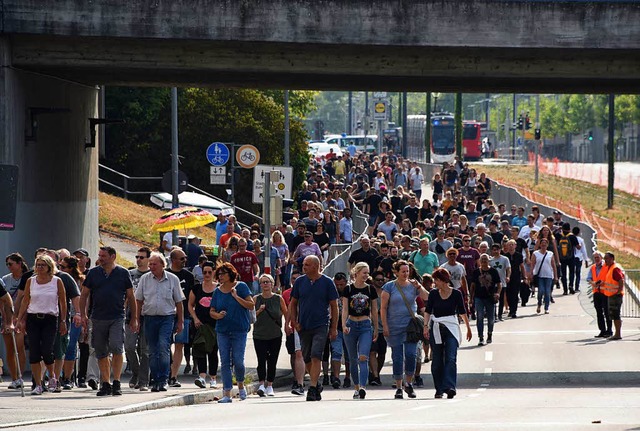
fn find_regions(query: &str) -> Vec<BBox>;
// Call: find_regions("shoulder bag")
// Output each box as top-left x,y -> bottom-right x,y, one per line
396,283 -> 426,343
532,252 -> 548,287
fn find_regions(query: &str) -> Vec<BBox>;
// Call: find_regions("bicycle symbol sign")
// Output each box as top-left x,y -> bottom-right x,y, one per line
206,142 -> 230,166
236,144 -> 260,169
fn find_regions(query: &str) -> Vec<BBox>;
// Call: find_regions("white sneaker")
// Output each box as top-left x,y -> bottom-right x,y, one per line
209,378 -> 218,389
8,379 -> 23,389
265,386 -> 275,397
31,385 -> 43,395
257,384 -> 266,397
195,377 -> 206,388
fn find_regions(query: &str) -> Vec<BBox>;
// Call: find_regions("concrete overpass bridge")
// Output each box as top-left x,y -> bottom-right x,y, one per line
1,0 -> 640,257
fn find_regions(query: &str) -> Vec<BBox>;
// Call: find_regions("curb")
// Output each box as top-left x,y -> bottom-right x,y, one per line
1,370 -> 293,429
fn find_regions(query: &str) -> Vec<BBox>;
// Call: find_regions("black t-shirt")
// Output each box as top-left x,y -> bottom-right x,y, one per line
57,271 -> 81,323
363,194 -> 383,217
18,270 -> 34,291
426,289 -> 466,318
490,231 -> 506,245
378,257 -> 397,280
342,283 -> 378,318
166,268 -> 194,319
313,232 -> 330,250
403,205 -> 420,225
348,248 -> 379,272
191,283 -> 216,327
514,237 -> 528,255
470,267 -> 501,299
504,251 -> 524,285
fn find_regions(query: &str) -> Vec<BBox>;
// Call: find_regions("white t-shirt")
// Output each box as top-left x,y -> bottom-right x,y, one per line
162,232 -> 173,254
440,262 -> 467,290
532,250 -> 555,279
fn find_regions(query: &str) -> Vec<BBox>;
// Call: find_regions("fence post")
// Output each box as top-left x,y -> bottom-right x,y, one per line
123,177 -> 128,200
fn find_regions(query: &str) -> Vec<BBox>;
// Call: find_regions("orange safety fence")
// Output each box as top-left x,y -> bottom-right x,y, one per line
505,154 -> 640,259
527,153 -> 640,197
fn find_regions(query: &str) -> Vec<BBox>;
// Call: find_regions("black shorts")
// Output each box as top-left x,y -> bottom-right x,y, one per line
370,333 -> 387,354
285,331 -> 301,355
299,326 -> 329,364
608,294 -> 623,321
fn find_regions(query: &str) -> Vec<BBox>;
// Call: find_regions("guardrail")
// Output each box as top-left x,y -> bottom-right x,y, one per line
98,163 -> 262,225
322,205 -> 368,279
623,270 -> 640,318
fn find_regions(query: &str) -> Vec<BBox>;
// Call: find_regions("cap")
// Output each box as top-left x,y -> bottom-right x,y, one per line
187,234 -> 197,240
73,248 -> 89,257
553,210 -> 562,215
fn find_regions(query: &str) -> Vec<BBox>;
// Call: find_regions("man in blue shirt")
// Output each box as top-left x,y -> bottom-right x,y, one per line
215,213 -> 228,246
289,256 -> 339,401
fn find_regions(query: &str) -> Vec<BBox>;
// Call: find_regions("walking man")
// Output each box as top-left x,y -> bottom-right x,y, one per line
587,252 -> 611,338
126,247 -> 151,390
135,252 -> 185,392
289,256 -> 339,401
80,246 -> 138,396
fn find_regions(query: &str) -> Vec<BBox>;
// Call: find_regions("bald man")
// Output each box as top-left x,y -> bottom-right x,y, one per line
289,256 -> 339,402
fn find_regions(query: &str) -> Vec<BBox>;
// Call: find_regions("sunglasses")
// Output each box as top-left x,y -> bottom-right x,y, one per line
135,256 -> 147,260
260,280 -> 272,284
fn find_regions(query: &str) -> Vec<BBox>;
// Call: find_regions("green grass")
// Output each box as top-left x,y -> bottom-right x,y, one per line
472,164 -> 640,269
99,192 -> 217,246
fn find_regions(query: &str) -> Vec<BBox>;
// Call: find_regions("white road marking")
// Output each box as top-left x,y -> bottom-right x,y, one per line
485,351 -> 493,361
484,367 -> 493,376
468,393 -> 480,397
409,405 -> 435,411
477,388 -> 487,392
352,413 -> 390,420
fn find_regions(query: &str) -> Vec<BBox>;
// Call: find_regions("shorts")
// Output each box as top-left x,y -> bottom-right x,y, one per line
416,340 -> 423,361
54,331 -> 70,360
370,333 -> 387,354
330,331 -> 344,361
174,317 -> 191,344
608,294 -> 623,321
299,326 -> 329,364
285,331 -> 301,355
91,318 -> 125,359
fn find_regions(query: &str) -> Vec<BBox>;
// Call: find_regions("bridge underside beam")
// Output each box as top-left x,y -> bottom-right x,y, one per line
10,36 -> 640,94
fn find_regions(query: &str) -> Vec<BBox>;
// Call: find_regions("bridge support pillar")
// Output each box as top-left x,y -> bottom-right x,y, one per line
0,38 -> 99,260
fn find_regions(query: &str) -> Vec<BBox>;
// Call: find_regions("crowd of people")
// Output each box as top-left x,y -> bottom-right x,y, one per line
0,150 -> 627,401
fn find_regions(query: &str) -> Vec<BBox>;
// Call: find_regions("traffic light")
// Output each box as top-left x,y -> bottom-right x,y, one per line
517,116 -> 524,130
588,131 -> 593,141
525,116 -> 532,130
369,121 -> 375,130
534,128 -> 541,140
356,120 -> 362,129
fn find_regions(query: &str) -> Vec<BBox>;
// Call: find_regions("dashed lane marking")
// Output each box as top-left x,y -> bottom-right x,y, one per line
485,351 -> 493,361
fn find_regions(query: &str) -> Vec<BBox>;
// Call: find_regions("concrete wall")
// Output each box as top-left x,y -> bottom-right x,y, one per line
6,1 -> 640,50
0,38 -> 99,262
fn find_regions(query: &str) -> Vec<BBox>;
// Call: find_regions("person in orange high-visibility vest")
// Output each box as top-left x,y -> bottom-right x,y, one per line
602,252 -> 625,340
586,252 -> 611,338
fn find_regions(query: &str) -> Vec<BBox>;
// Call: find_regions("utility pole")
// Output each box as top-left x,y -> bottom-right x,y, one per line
171,87 -> 179,246
535,94 -> 540,185
348,91 -> 353,135
402,92 -> 408,158
455,93 -> 462,158
512,94 -> 517,160
425,93 -> 432,163
284,90 -> 290,167
608,94 -> 615,209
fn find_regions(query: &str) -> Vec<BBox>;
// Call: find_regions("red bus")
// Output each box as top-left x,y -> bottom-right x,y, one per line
462,121 -> 483,161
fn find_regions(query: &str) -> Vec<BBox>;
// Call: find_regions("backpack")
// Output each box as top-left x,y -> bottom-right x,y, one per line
557,234 -> 574,260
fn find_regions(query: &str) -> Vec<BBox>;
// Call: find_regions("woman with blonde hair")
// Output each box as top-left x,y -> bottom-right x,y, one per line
342,262 -> 378,399
16,255 -> 67,395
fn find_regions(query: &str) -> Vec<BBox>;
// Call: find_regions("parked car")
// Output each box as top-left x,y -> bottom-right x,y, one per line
309,142 -> 343,160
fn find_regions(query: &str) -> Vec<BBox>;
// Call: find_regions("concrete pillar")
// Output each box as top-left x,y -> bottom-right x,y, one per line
0,37 -> 99,263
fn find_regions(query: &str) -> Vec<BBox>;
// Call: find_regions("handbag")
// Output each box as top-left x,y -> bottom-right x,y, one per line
532,251 -> 548,287
395,283 -> 426,343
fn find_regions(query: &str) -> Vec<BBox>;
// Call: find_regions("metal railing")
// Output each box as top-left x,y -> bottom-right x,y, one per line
322,205 -> 368,278
623,270 -> 640,318
98,163 -> 262,225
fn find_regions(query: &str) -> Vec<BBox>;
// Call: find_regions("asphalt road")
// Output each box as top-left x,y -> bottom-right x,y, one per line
11,289 -> 640,431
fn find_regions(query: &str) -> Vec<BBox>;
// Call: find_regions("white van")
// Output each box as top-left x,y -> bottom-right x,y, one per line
324,135 -> 378,154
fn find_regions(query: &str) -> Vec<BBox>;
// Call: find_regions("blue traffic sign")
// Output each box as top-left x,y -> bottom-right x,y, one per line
206,142 -> 230,166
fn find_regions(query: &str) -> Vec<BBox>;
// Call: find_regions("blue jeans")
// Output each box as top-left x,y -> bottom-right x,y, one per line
537,277 -> 553,311
64,322 -> 82,361
144,315 -> 174,385
474,297 -> 495,339
389,340 -> 417,381
330,330 -> 344,362
344,319 -> 373,387
217,331 -> 248,391
429,325 -> 459,395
